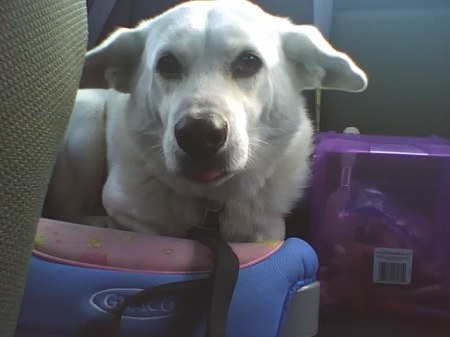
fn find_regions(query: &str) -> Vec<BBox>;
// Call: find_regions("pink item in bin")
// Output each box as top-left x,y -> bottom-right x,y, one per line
310,132 -> 450,321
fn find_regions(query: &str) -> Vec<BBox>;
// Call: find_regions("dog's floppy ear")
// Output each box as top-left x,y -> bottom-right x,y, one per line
282,25 -> 367,92
80,24 -> 149,92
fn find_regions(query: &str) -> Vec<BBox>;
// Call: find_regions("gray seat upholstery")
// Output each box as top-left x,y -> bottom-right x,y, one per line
0,1 -> 87,335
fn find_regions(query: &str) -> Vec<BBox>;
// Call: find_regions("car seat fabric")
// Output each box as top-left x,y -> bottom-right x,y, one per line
0,1 -> 87,336
16,220 -> 319,337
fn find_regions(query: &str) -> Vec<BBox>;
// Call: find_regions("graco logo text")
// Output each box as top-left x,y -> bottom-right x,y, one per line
90,288 -> 179,319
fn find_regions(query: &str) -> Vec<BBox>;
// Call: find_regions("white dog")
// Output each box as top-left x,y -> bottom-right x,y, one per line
43,0 -> 367,242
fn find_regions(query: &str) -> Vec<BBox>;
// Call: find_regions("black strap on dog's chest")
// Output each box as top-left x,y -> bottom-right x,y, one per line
189,207 -> 239,337
109,206 -> 239,337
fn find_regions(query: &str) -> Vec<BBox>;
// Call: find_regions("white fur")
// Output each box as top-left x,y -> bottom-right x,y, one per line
44,0 -> 367,242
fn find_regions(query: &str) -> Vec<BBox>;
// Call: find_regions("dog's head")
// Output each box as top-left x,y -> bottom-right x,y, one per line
82,0 -> 367,194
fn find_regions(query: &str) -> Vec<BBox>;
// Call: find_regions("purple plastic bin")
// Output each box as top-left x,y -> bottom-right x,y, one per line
309,132 -> 450,321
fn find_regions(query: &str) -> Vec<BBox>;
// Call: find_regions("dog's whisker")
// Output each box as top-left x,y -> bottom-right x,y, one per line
140,143 -> 164,160
248,137 -> 272,152
249,138 -> 270,146
246,146 -> 261,166
131,125 -> 161,137
248,127 -> 296,138
146,143 -> 163,151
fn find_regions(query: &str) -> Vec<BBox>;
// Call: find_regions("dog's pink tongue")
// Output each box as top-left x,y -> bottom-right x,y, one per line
197,169 -> 222,182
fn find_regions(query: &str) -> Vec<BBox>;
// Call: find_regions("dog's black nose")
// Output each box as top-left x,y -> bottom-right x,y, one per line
175,114 -> 228,159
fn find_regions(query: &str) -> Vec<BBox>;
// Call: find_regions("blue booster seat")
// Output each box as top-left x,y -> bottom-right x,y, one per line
16,219 -> 319,337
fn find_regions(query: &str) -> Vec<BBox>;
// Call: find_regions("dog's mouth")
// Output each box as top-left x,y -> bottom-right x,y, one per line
178,156 -> 233,185
185,167 -> 231,184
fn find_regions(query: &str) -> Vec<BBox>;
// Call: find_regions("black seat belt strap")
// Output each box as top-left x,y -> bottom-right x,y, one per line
189,226 -> 239,337
111,207 -> 239,337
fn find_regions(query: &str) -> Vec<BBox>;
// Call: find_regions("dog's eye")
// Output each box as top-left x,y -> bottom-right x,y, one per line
156,53 -> 183,79
231,52 -> 263,78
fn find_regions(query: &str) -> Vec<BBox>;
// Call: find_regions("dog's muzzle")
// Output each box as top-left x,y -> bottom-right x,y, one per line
174,113 -> 230,183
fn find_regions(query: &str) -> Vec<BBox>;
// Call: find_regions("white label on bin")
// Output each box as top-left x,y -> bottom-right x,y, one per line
373,248 -> 413,285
